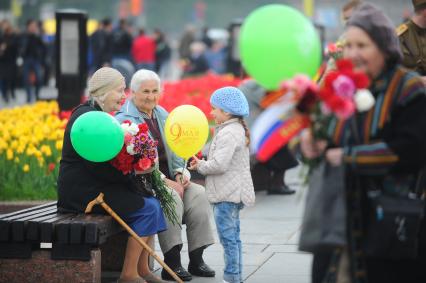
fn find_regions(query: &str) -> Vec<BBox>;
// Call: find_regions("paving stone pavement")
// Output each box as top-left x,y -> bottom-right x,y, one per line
103,167 -> 312,283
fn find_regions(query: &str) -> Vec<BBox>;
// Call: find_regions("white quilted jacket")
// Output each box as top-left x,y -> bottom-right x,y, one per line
197,119 -> 255,206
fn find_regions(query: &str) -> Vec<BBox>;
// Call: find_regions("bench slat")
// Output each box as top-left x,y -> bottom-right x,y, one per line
1,202 -> 124,261
10,209 -> 58,242
0,207 -> 57,242
0,202 -> 56,220
55,214 -> 89,244
27,213 -> 70,241
40,213 -> 75,242
79,214 -> 122,245
1,206 -> 57,221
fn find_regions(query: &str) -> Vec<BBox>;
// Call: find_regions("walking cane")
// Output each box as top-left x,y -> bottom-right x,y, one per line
85,193 -> 183,283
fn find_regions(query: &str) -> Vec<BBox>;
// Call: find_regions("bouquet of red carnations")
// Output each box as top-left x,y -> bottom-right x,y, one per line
111,120 -> 179,225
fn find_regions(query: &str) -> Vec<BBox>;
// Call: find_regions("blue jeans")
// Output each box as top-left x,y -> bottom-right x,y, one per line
213,202 -> 244,283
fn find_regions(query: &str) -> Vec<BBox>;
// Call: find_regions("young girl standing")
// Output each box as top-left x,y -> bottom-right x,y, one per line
189,86 -> 255,283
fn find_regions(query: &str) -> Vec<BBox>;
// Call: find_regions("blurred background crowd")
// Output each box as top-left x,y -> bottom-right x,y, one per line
0,0 -> 414,107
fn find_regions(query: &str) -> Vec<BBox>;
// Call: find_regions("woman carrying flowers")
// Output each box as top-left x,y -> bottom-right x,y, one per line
300,3 -> 426,283
57,67 -> 167,283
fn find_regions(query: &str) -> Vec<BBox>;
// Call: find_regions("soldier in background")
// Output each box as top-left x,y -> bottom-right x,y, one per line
397,0 -> 426,85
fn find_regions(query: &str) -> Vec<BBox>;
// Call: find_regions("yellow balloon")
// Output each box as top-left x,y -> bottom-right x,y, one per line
165,105 -> 209,159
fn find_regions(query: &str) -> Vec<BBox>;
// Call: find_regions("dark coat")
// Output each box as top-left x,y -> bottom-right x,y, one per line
90,29 -> 112,69
57,102 -> 146,217
0,32 -> 18,80
316,66 -> 426,283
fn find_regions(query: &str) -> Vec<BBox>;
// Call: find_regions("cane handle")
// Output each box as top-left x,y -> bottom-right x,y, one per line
85,193 -> 105,213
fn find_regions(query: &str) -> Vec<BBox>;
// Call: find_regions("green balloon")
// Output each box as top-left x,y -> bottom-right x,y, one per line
70,111 -> 124,162
240,4 -> 322,90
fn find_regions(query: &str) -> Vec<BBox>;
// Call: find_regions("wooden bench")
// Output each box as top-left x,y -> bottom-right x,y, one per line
0,201 -> 125,283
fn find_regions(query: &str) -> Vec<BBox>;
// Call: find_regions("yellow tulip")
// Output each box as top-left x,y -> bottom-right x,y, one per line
16,145 -> 25,154
34,150 -> 42,158
26,147 -> 35,156
23,164 -> 30,172
6,149 -> 13,160
14,157 -> 20,163
42,145 -> 52,157
0,139 -> 7,150
3,131 -> 10,141
55,140 -> 63,150
10,140 -> 18,149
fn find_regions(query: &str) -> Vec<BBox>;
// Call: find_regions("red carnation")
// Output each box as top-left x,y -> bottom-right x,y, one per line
336,59 -> 353,72
111,147 -> 134,174
353,73 -> 370,89
134,158 -> 152,171
138,123 -> 149,134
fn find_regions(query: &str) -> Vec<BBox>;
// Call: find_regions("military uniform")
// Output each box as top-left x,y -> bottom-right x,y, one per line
397,1 -> 426,75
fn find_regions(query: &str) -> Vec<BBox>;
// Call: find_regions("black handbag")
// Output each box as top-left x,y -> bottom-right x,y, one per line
299,160 -> 347,253
365,190 -> 424,259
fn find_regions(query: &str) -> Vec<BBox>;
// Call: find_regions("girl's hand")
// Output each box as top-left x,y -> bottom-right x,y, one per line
188,155 -> 201,170
326,148 -> 344,166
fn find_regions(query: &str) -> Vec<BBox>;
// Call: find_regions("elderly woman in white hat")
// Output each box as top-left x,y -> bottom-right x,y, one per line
57,67 -> 167,283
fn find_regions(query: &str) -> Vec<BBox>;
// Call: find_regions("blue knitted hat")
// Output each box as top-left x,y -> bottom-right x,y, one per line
210,86 -> 250,117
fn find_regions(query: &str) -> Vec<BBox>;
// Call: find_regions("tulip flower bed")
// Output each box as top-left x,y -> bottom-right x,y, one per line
0,74 -> 242,200
0,101 -> 66,200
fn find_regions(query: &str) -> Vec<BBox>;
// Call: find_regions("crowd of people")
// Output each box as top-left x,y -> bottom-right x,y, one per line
0,19 -> 52,104
0,17 -> 234,107
89,18 -> 231,83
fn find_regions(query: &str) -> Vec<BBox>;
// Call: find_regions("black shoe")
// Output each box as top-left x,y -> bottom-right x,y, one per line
188,262 -> 215,277
267,185 -> 295,195
161,266 -> 192,281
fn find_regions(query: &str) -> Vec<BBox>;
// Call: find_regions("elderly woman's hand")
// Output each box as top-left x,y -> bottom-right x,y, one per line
325,148 -> 344,166
300,130 -> 328,159
165,178 -> 184,200
421,76 -> 426,87
175,173 -> 190,188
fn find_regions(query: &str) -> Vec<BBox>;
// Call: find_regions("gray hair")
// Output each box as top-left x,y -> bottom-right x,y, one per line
130,69 -> 161,93
90,92 -> 110,108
